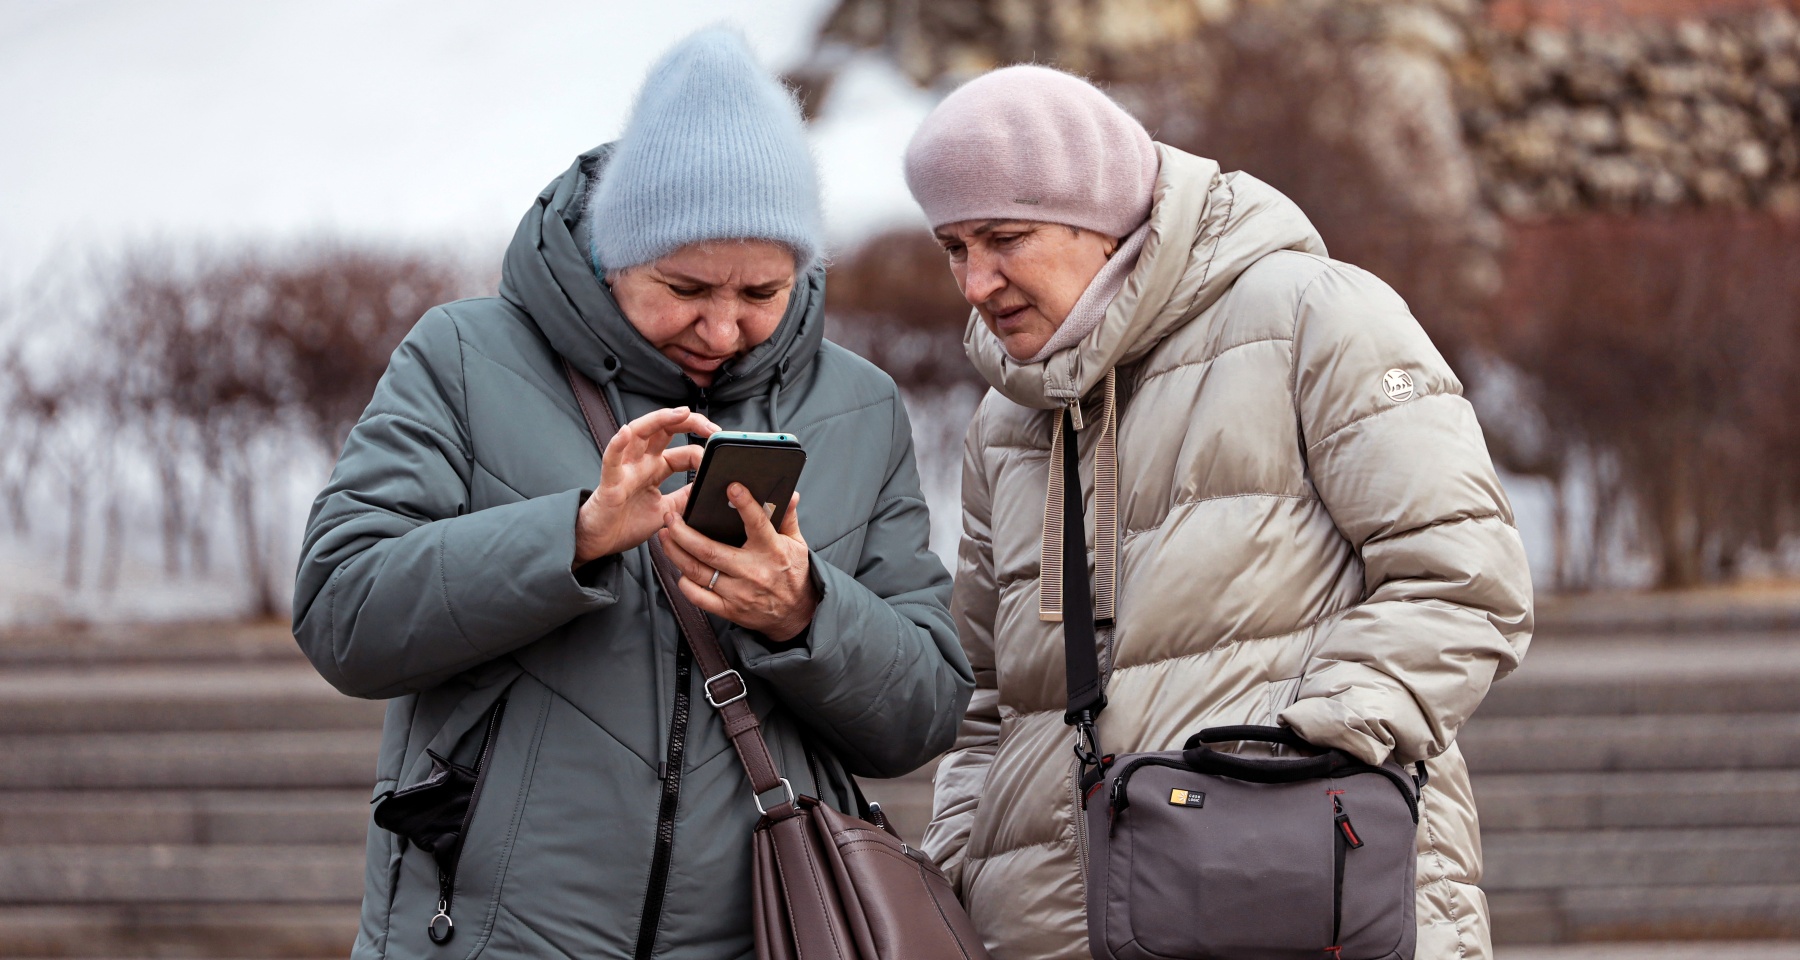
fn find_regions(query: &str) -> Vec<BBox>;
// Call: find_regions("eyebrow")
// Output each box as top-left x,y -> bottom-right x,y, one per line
936,219 -> 1029,241
659,271 -> 790,288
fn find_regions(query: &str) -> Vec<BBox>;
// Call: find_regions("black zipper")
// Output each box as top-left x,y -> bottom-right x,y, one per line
634,639 -> 693,959
685,385 -> 709,484
634,383 -> 706,958
428,698 -> 507,945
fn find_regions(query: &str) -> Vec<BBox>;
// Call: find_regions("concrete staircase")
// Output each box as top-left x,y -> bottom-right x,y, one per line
1465,625 -> 1800,942
1,606 -> 1796,956
0,622 -> 378,958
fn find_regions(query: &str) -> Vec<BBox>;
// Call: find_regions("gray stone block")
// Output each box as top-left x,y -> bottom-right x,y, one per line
1484,828 -> 1800,891
0,731 -> 380,789
1459,714 -> 1800,773
0,622 -> 303,667
0,664 -> 383,734
1474,770 -> 1800,830
1483,674 -> 1800,717
1492,884 -> 1800,942
0,903 -> 356,957
0,790 -> 370,846
0,845 -> 363,903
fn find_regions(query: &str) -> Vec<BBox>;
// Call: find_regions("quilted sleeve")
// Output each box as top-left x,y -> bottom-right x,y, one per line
1278,263 -> 1534,766
921,401 -> 1005,890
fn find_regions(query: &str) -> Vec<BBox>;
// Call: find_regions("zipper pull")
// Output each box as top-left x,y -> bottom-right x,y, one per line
1334,796 -> 1364,849
428,898 -> 454,944
1067,399 -> 1084,431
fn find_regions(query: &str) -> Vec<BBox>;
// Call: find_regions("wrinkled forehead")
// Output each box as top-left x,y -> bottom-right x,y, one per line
646,239 -> 797,286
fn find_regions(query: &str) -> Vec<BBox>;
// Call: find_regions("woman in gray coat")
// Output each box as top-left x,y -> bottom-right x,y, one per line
292,29 -> 972,960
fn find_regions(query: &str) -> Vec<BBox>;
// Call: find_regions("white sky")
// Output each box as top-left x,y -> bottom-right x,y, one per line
0,0 -> 935,286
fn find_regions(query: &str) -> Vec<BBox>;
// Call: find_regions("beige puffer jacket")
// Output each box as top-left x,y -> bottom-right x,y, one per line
922,144 -> 1533,960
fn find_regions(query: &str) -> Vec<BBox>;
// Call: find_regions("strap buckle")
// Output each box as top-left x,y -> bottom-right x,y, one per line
704,669 -> 747,708
1072,711 -> 1103,770
753,777 -> 796,815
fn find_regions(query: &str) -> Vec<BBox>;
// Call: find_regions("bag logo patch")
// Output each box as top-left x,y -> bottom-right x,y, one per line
1382,368 -> 1414,403
1169,788 -> 1205,808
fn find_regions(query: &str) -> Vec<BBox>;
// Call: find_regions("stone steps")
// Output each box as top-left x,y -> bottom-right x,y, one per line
1490,884 -> 1800,942
1484,827 -> 1800,890
0,663 -> 382,734
1476,769 -> 1800,830
0,845 -> 362,904
1460,713 -> 1800,773
0,904 -> 356,959
0,616 -> 1795,954
0,731 -> 380,790
0,790 -> 368,846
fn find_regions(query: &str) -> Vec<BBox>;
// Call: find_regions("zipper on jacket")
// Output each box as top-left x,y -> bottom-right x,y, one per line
428,698 -> 507,945
686,386 -> 710,484
1069,757 -> 1093,892
634,639 -> 693,959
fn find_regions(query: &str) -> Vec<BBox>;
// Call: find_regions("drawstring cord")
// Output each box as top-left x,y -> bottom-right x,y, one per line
1040,368 -> 1118,624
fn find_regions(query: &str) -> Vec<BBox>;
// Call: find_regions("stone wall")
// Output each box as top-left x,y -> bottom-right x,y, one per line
1462,6 -> 1800,216
810,0 -> 1800,220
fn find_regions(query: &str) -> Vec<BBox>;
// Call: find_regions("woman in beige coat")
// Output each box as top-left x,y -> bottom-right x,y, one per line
903,66 -> 1533,960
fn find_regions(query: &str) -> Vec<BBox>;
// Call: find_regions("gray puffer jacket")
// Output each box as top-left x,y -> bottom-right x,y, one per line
292,146 -> 973,960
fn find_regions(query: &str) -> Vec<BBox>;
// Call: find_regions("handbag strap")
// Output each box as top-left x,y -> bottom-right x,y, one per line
561,358 -> 794,815
1055,401 -> 1110,787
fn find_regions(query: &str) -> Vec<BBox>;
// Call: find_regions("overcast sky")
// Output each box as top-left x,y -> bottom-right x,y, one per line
0,0 -> 934,286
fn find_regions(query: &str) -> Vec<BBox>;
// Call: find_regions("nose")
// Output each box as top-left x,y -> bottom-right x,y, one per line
960,247 -> 1006,307
694,297 -> 741,352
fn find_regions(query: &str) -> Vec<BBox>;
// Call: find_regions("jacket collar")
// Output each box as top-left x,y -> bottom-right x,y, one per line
965,144 -> 1328,410
499,144 -> 825,404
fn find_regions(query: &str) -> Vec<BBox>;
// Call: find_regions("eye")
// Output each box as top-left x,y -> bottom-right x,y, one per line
743,287 -> 779,303
992,232 -> 1024,248
941,241 -> 967,262
666,283 -> 705,298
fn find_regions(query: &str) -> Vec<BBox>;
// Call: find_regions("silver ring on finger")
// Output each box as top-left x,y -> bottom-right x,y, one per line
707,569 -> 721,591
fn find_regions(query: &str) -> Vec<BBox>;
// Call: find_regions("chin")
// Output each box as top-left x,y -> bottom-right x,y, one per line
1001,335 -> 1049,362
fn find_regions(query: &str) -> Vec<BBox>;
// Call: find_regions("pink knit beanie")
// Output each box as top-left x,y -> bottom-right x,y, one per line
903,65 -> 1159,237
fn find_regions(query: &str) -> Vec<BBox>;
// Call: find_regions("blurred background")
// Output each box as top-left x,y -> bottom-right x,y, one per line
2,0 -> 1798,957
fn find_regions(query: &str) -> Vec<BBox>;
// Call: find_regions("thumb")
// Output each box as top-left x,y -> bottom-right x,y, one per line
778,492 -> 804,543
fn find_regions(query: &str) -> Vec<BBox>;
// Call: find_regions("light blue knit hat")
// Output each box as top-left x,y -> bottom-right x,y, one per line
588,27 -> 821,274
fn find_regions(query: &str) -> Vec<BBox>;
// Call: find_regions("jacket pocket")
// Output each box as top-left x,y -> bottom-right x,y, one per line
374,697 -> 508,947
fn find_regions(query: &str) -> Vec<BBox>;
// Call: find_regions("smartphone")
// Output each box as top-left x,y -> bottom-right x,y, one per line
682,431 -> 806,547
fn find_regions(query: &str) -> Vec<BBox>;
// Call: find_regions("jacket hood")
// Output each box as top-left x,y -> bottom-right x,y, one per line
499,144 -> 826,404
965,144 -> 1327,409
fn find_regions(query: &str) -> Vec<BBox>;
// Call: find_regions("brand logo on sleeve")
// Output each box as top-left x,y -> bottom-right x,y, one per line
1168,788 -> 1205,808
1382,369 -> 1415,403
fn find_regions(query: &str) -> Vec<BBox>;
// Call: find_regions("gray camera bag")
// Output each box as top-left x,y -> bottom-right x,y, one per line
1080,725 -> 1423,960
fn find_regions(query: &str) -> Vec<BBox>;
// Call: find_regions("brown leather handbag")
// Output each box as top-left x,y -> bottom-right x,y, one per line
564,360 -> 992,960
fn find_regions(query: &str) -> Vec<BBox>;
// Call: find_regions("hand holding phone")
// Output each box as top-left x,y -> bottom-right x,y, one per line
660,432 -> 818,643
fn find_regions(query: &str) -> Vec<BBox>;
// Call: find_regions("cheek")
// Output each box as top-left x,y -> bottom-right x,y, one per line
620,290 -> 695,348
737,296 -> 791,348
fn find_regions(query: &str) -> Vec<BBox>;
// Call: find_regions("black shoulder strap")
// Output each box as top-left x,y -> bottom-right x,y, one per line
1061,404 -> 1106,725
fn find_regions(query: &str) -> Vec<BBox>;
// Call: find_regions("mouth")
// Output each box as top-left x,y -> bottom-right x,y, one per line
987,303 -> 1032,332
670,346 -> 734,374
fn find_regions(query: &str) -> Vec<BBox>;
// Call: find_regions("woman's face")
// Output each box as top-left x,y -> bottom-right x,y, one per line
609,240 -> 797,387
933,219 -> 1118,361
